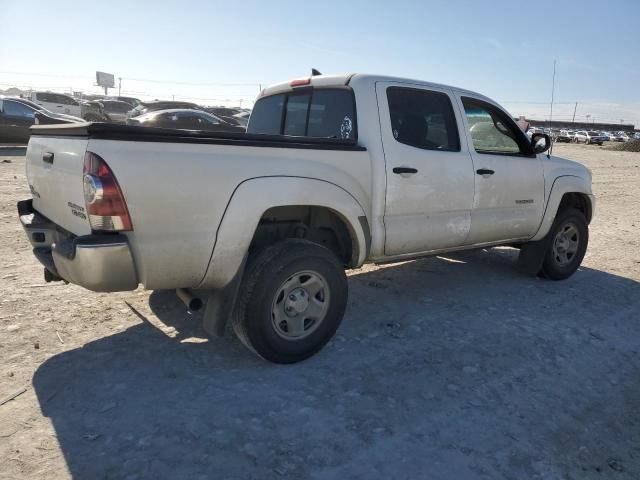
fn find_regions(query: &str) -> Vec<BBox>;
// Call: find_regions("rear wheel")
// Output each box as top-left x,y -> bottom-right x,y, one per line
540,208 -> 588,280
232,239 -> 348,363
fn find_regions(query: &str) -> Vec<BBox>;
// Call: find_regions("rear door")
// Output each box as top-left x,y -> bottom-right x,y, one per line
26,135 -> 92,235
376,82 -> 475,255
456,95 -> 544,244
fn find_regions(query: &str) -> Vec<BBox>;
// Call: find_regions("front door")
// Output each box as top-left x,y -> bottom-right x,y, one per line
377,82 -> 475,256
456,96 -> 544,244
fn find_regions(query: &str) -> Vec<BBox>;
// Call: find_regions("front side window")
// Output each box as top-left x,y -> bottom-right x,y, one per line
2,100 -> 35,119
387,87 -> 460,151
463,99 -> 527,155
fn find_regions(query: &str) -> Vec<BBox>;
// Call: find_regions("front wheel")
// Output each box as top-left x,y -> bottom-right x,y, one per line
540,208 -> 588,280
232,239 -> 348,363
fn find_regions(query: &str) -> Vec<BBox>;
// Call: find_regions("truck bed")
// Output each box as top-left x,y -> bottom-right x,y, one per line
30,122 -> 366,151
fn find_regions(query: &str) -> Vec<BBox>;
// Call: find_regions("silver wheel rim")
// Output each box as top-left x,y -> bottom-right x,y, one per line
552,221 -> 580,267
271,270 -> 330,340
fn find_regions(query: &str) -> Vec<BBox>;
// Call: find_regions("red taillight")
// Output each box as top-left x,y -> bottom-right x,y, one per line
83,151 -> 133,231
290,78 -> 311,87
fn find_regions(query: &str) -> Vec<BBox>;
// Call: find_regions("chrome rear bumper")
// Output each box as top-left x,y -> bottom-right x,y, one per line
18,199 -> 138,292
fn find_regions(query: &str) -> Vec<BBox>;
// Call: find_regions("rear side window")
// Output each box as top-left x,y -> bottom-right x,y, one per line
387,87 -> 460,151
248,89 -> 356,140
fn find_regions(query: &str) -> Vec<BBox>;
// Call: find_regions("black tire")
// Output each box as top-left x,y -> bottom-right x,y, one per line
540,208 -> 588,280
232,239 -> 348,364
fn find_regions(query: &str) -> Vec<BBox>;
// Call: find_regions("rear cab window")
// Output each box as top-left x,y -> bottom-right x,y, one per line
248,88 -> 356,141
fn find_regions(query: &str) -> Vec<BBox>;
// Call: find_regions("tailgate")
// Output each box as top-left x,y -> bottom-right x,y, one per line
26,135 -> 92,236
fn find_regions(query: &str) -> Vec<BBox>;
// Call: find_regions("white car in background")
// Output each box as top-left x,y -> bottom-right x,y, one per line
574,130 -> 608,145
616,131 -> 630,142
25,91 -> 82,117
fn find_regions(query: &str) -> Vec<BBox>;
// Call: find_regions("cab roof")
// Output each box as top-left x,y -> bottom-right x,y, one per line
259,73 -> 496,106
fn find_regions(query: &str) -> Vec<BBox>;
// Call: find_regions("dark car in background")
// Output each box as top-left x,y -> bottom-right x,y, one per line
554,130 -> 572,143
105,96 -> 142,108
202,106 -> 244,125
126,109 -> 245,133
128,100 -> 201,118
81,100 -> 109,122
99,100 -> 135,123
0,97 -> 81,144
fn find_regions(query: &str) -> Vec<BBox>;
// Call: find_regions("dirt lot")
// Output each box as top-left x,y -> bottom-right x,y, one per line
0,144 -> 639,479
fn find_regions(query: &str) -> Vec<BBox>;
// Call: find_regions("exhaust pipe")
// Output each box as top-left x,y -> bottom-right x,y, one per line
176,288 -> 203,312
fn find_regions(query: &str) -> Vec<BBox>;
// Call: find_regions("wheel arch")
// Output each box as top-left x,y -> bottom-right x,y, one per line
530,175 -> 595,242
198,176 -> 370,290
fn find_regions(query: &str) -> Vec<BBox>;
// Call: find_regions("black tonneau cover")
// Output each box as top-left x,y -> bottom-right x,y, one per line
30,122 -> 366,151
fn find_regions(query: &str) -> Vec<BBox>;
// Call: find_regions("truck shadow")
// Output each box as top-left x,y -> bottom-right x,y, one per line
32,248 -> 640,479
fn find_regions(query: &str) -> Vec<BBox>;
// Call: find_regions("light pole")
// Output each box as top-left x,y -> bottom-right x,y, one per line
118,77 -> 122,97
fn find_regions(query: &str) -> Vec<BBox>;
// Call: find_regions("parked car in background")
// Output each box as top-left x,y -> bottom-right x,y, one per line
105,96 -> 142,108
26,91 -> 82,117
616,131 -> 630,142
126,109 -> 245,132
606,131 -> 622,142
0,97 -> 80,144
10,97 -> 82,122
99,100 -> 135,123
526,126 -> 545,139
128,100 -> 201,118
554,130 -> 571,143
574,130 -> 607,145
233,111 -> 251,127
81,100 -> 109,122
202,107 -> 244,125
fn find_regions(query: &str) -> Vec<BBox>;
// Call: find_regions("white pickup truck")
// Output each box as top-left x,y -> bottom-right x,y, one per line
18,73 -> 595,363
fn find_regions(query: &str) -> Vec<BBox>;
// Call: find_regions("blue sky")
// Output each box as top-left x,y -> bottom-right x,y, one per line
1,0 -> 638,124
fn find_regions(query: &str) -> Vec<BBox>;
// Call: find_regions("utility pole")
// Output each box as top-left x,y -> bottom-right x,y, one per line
572,102 -> 578,123
549,60 -> 556,123
118,77 -> 122,97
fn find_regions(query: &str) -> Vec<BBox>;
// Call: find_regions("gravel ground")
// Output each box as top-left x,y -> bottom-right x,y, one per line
0,144 -> 639,480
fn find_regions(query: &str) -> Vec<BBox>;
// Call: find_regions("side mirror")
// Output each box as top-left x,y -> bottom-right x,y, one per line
531,133 -> 551,154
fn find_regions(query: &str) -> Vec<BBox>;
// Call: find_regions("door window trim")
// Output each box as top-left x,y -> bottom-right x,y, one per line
461,96 -> 535,157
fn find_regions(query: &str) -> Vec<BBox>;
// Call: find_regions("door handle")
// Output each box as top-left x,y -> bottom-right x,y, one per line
393,167 -> 418,175
42,152 -> 54,164
476,168 -> 494,176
